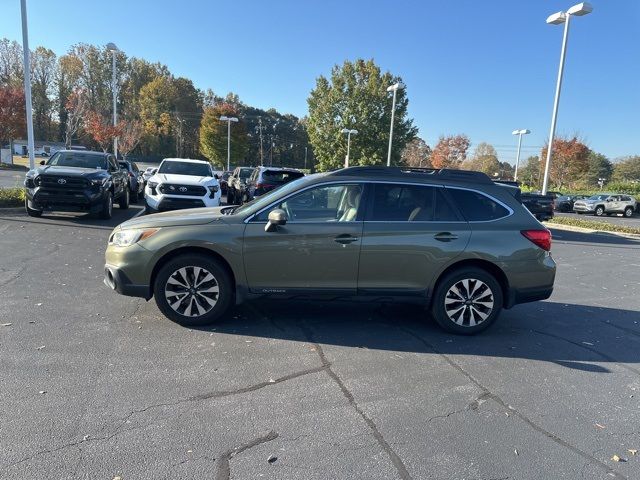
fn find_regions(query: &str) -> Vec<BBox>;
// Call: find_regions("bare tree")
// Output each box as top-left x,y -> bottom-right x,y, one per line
64,89 -> 87,148
118,119 -> 143,159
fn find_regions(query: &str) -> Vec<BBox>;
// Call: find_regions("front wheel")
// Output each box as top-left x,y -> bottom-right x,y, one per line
431,268 -> 503,335
119,187 -> 130,210
25,198 -> 42,217
100,192 -> 113,219
594,206 -> 604,216
131,187 -> 139,204
154,254 -> 233,327
624,207 -> 634,218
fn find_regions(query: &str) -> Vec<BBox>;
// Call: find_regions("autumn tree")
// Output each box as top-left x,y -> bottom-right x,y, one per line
462,142 -> 500,175
56,54 -> 83,142
582,151 -> 613,187
199,103 -> 248,169
539,136 -> 590,189
31,47 -> 57,140
0,38 -> 23,86
518,156 -> 542,187
307,59 -> 417,171
431,134 -> 470,169
0,86 -> 25,142
401,137 -> 431,167
85,112 -> 121,152
612,156 -> 640,182
139,76 -> 177,155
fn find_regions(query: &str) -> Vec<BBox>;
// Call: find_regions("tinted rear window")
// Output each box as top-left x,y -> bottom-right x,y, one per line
262,170 -> 304,184
368,184 -> 459,222
447,188 -> 510,221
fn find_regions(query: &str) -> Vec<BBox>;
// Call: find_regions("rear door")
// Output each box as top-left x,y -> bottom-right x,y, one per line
357,183 -> 471,294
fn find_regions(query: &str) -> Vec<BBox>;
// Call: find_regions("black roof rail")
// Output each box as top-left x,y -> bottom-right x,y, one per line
329,166 -> 493,184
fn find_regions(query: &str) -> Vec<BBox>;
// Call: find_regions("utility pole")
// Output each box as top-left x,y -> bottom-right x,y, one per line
304,146 -> 308,170
20,0 -> 35,170
258,117 -> 264,165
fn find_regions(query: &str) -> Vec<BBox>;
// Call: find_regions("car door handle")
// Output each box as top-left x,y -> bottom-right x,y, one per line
334,234 -> 359,244
434,232 -> 458,242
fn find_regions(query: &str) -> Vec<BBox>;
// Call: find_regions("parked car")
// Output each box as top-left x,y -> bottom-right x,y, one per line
573,194 -> 637,217
118,160 -> 144,203
493,181 -> 554,221
24,150 -> 129,219
144,158 -> 221,213
554,194 -> 587,212
104,166 -> 556,335
142,167 -> 158,185
241,167 -> 305,203
226,167 -> 255,204
219,171 -> 232,194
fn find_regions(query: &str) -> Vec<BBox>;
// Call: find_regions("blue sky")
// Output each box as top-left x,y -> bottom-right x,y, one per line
4,0 -> 639,162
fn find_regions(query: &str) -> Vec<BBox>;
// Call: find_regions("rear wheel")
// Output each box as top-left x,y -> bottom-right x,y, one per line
25,198 -> 42,217
119,187 -> 130,209
131,186 -> 139,204
431,267 -> 503,335
594,206 -> 604,216
100,192 -> 113,219
154,254 -> 233,327
624,207 -> 634,218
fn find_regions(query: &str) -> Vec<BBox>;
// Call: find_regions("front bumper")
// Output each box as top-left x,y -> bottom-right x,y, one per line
26,186 -> 106,212
145,189 -> 221,212
104,265 -> 151,299
572,204 -> 594,212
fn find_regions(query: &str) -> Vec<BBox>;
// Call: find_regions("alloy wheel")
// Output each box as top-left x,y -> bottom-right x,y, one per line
444,278 -> 494,327
164,266 -> 220,317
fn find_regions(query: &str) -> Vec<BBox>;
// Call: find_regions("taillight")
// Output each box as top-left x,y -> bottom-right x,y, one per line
521,229 -> 552,251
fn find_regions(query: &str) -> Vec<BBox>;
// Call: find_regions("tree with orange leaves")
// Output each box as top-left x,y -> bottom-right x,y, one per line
85,112 -> 122,153
430,134 -> 470,169
540,136 -> 590,189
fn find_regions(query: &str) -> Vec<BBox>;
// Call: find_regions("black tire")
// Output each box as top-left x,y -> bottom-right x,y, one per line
25,198 -> 42,217
154,254 -> 233,327
228,189 -> 235,205
594,206 -> 604,216
100,192 -> 114,219
430,267 -> 503,335
118,187 -> 130,210
242,193 -> 249,205
131,188 -> 139,204
624,207 -> 633,218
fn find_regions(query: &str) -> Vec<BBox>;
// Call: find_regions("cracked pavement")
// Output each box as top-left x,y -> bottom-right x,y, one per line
0,208 -> 639,479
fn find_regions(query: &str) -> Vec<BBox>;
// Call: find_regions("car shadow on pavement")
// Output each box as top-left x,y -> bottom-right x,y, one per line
208,299 -> 640,373
0,204 -> 144,230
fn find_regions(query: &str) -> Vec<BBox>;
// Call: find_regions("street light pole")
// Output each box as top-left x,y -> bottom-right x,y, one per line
220,116 -> 238,171
541,2 -> 593,195
107,43 -> 119,158
341,128 -> 358,168
512,129 -> 531,181
20,0 -> 35,170
386,82 -> 404,167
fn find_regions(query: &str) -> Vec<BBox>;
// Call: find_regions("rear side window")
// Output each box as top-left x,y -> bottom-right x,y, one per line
446,188 -> 510,221
367,184 -> 459,222
261,170 -> 304,184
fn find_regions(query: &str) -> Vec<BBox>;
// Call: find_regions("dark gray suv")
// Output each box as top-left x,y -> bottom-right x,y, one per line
104,167 -> 556,334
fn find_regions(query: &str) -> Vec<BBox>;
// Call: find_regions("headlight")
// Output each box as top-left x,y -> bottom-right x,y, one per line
110,228 -> 160,247
148,181 -> 158,188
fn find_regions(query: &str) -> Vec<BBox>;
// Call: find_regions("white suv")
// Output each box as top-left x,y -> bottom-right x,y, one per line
145,158 -> 221,213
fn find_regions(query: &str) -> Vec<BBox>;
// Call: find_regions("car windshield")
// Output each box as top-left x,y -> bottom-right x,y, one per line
158,161 -> 211,177
232,175 -> 319,216
587,195 -> 609,201
239,168 -> 253,179
262,169 -> 304,183
46,152 -> 107,169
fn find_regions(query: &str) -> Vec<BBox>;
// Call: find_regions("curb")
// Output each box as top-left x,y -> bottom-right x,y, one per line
544,222 -> 640,240
0,207 -> 24,215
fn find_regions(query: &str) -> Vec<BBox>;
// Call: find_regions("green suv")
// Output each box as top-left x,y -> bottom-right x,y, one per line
104,167 -> 556,334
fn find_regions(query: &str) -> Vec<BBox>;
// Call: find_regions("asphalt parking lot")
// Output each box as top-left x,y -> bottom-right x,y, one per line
0,206 -> 639,480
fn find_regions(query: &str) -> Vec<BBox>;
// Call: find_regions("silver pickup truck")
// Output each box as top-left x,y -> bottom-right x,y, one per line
573,194 -> 637,217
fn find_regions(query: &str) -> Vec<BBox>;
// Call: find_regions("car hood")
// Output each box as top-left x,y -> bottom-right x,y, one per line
28,166 -> 107,177
151,173 -> 219,185
574,199 -> 595,204
118,206 -> 232,229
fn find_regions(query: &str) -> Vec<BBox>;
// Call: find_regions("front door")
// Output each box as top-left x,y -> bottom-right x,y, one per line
243,183 -> 365,293
358,183 -> 471,294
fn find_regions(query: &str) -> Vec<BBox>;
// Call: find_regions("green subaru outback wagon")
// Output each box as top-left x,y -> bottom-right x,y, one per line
104,167 -> 556,334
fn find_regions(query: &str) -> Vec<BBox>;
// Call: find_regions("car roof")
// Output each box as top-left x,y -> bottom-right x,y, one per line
161,158 -> 209,164
325,166 -> 494,187
57,149 -> 108,157
259,166 -> 302,172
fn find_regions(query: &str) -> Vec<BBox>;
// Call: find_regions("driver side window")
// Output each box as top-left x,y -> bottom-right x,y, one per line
254,184 -> 363,222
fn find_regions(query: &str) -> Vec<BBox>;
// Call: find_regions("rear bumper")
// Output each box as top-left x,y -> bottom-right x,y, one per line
506,286 -> 553,308
104,264 -> 151,299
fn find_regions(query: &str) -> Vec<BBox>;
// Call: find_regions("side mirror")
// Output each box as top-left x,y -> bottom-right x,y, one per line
265,209 -> 287,232
214,173 -> 220,180
39,160 -> 46,166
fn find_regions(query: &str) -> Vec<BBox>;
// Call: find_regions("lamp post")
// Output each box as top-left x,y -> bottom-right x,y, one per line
512,129 -> 531,181
541,2 -> 593,195
386,82 -> 404,167
20,0 -> 35,169
341,128 -> 358,168
219,116 -> 238,171
106,42 -> 119,158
